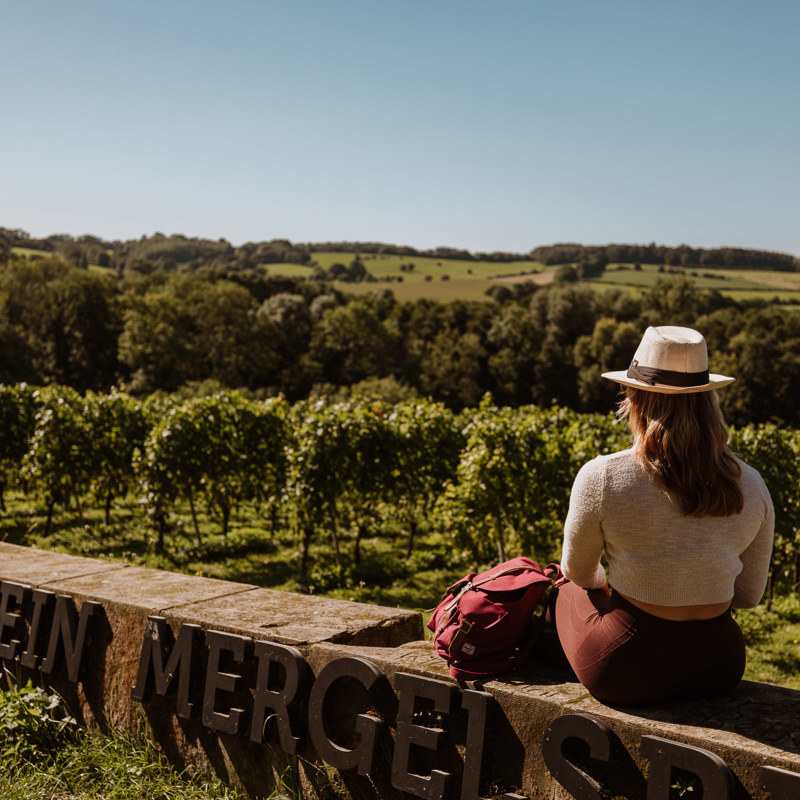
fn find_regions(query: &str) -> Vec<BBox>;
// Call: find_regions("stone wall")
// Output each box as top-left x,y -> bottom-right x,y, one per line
0,542 -> 797,800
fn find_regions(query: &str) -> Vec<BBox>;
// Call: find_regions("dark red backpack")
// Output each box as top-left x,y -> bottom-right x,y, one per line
427,557 -> 562,681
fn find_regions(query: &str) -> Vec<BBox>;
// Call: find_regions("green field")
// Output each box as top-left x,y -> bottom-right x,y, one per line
265,252 -> 550,301
11,246 -> 51,259
310,251 -> 544,281
594,264 -> 769,291
0,677 -> 245,800
11,245 -> 800,304
10,245 -> 115,275
336,276 -> 520,303
1,489 -> 798,691
265,254 -> 800,304
590,263 -> 800,303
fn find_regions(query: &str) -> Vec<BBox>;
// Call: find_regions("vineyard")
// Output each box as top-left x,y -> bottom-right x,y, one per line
1,383 -> 799,607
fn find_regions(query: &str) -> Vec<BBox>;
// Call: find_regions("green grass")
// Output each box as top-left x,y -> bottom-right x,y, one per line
2,490 -> 799,686
307,251 -> 545,282
589,263 -> 800,304
1,490 -> 467,613
0,678 -> 248,800
262,262 -> 318,279
264,254 -> 800,304
10,245 -> 114,274
736,595 -> 800,690
263,251 -> 551,301
335,276 -> 508,303
10,246 -> 51,259
593,263 -> 771,291
11,246 -> 800,304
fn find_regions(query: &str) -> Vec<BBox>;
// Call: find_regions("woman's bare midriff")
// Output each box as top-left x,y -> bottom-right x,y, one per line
616,591 -> 731,621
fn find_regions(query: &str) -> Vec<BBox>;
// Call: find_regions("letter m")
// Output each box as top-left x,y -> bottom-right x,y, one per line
131,616 -> 202,719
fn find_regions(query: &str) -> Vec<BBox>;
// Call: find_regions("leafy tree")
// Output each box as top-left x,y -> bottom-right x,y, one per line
419,329 -> 487,410
0,229 -> 11,262
346,256 -> 368,282
714,307 -> 800,427
137,392 -> 283,545
486,304 -> 543,405
236,397 -> 290,536
119,274 -> 265,394
440,400 -> 627,565
83,390 -> 150,524
308,301 -> 400,388
0,384 -> 38,510
530,285 -> 598,407
730,424 -> 800,606
188,279 -> 266,388
385,401 -> 463,558
110,233 -> 236,275
576,254 -> 608,279
118,282 -> 199,393
256,293 -> 313,398
21,386 -> 92,535
553,265 -> 579,283
0,258 -> 120,389
325,375 -> 419,405
285,400 -> 352,582
641,275 -> 729,327
573,318 -> 640,410
334,403 -> 394,566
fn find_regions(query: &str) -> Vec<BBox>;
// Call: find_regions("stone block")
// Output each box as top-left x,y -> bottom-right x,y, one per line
2,543 -> 799,800
305,640 -> 800,800
168,587 -> 422,650
0,541 -> 122,585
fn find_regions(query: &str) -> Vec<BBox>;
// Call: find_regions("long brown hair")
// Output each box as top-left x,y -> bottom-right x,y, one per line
618,387 -> 743,517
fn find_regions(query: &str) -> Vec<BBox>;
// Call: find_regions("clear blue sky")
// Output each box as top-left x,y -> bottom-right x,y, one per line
2,1 -> 798,256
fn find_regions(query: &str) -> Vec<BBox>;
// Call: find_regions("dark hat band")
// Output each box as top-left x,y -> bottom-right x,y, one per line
627,359 -> 710,388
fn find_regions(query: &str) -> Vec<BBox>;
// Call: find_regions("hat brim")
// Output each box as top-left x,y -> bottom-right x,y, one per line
600,371 -> 735,394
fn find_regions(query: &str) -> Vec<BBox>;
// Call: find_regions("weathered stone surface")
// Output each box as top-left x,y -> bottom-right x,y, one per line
0,542 -> 123,585
2,543 -> 800,800
0,543 -> 426,799
40,563 -> 258,615
168,587 -> 422,650
307,640 -> 800,800
566,681 -> 800,798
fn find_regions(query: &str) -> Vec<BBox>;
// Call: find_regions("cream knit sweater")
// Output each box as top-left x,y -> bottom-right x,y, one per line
561,449 -> 774,608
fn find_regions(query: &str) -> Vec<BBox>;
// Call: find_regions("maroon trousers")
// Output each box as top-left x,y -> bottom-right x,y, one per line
552,581 -> 746,705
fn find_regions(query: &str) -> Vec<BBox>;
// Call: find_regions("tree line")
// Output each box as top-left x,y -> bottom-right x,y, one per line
3,226 -> 796,275
530,242 -> 798,271
2,251 -> 800,427
2,385 -> 798,604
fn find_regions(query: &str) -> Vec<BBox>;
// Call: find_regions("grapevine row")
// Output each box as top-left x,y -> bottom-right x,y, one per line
0,384 -> 797,598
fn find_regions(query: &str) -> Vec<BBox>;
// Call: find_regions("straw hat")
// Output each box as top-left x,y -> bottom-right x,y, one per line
601,326 -> 735,394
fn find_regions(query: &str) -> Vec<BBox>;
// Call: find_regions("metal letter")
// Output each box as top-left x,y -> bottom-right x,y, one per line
760,765 -> 800,799
202,629 -> 252,735
250,640 -> 311,755
541,713 -> 616,800
307,656 -> 385,776
640,735 -> 733,800
0,581 -> 30,661
391,671 -> 457,800
130,616 -> 203,719
460,689 -> 493,800
41,595 -> 100,683
20,589 -> 54,669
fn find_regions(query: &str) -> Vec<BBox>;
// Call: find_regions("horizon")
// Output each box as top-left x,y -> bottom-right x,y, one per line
7,226 -> 800,261
2,1 -> 798,257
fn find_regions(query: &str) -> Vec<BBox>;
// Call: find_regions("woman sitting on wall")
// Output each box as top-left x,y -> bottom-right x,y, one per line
553,326 -> 774,705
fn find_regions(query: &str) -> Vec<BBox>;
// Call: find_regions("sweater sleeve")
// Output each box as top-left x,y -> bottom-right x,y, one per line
732,485 -> 775,609
561,458 -> 608,589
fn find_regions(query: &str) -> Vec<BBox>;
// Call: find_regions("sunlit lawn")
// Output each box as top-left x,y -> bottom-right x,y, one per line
2,490 -> 798,687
